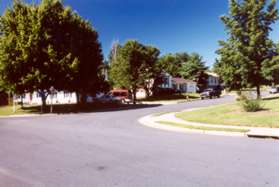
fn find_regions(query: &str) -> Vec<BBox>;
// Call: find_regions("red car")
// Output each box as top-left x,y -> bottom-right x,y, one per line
109,89 -> 132,104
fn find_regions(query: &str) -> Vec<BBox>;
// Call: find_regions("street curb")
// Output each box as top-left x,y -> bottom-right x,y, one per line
138,115 -> 246,137
139,110 -> 279,139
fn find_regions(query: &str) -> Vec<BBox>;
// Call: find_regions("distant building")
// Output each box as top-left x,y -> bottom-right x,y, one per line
172,77 -> 197,93
159,73 -> 197,93
206,72 -> 220,88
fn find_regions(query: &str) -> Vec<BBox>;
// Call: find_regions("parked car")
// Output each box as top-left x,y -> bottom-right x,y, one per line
200,88 -> 222,99
269,86 -> 279,94
109,89 -> 132,104
94,94 -> 119,104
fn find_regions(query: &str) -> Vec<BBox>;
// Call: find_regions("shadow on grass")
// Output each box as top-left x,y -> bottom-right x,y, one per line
262,96 -> 279,101
21,102 -> 161,114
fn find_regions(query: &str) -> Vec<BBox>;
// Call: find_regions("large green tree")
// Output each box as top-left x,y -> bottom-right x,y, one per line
216,0 -> 279,98
0,0 -> 104,110
180,53 -> 208,90
262,43 -> 279,85
109,40 -> 160,104
157,53 -> 188,77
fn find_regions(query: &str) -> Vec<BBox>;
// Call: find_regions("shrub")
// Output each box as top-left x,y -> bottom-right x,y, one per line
238,93 -> 263,112
153,88 -> 176,96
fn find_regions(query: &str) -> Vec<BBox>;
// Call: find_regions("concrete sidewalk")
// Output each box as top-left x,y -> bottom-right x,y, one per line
139,112 -> 279,139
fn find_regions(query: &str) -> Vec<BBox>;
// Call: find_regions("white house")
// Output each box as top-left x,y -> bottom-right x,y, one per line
172,78 -> 197,93
18,91 -> 77,105
206,72 -> 220,88
159,73 -> 197,93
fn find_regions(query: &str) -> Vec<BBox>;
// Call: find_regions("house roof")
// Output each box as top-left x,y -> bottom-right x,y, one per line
172,77 -> 196,84
206,72 -> 219,77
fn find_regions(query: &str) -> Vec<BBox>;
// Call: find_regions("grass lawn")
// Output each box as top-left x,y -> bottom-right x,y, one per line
140,93 -> 200,102
176,97 -> 279,128
158,121 -> 249,133
0,105 -> 37,116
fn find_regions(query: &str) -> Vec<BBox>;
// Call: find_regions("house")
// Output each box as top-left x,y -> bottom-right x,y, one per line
172,78 -> 197,93
158,73 -> 197,93
18,91 -> 77,105
206,72 -> 220,88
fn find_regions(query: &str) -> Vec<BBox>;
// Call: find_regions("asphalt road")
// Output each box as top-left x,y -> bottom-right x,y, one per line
0,96 -> 278,187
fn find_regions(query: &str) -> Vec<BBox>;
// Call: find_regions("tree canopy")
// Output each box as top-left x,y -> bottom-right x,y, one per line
0,0 -> 104,109
157,53 -> 187,77
215,0 -> 279,97
180,53 -> 208,90
109,40 -> 160,103
262,43 -> 279,85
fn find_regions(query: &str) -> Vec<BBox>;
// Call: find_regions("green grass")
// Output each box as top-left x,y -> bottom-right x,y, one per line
176,97 -> 279,128
152,112 -> 170,117
158,121 -> 249,133
0,105 -> 36,116
140,93 -> 200,102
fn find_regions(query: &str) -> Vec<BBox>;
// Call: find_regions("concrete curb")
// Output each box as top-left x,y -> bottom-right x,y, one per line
139,111 -> 279,139
138,115 -> 246,137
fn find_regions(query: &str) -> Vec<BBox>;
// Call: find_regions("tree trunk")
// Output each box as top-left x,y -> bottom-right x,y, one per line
41,94 -> 47,113
20,96 -> 23,108
76,92 -> 80,104
81,93 -> 87,105
132,89 -> 137,105
144,86 -> 150,98
8,92 -> 11,105
76,91 -> 87,106
256,85 -> 261,99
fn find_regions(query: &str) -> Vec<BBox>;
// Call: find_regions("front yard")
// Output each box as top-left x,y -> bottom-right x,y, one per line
176,96 -> 279,128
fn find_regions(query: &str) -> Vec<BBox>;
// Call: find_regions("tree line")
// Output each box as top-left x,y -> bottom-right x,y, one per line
0,0 -> 208,107
108,41 -> 208,104
0,0 -> 104,111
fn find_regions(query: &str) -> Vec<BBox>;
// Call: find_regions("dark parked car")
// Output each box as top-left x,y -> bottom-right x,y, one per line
200,88 -> 222,99
269,86 -> 279,94
95,94 -> 120,104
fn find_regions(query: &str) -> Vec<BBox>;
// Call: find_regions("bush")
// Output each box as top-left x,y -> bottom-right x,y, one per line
238,93 -> 263,112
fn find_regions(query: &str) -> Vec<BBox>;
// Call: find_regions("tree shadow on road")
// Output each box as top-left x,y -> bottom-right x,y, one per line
21,103 -> 161,115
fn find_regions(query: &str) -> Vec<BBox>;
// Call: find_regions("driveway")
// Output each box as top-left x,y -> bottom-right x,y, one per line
0,96 -> 278,187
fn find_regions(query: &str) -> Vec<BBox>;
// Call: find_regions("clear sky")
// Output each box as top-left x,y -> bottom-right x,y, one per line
1,0 -> 279,67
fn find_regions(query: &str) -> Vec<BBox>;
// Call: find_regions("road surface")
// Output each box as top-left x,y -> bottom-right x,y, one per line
0,96 -> 278,187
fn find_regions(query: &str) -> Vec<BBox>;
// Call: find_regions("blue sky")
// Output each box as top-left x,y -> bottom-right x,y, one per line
1,0 -> 279,67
